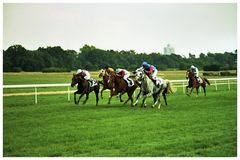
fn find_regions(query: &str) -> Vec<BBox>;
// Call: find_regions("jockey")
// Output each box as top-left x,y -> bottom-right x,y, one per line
105,66 -> 115,75
115,68 -> 134,87
76,69 -> 92,84
137,61 -> 159,86
190,65 -> 200,83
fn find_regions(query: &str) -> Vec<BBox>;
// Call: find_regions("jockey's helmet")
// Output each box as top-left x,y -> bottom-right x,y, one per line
77,69 -> 82,74
190,65 -> 195,69
142,61 -> 148,67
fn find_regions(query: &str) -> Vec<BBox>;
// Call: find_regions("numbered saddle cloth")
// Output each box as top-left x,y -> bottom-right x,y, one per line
156,77 -> 164,86
126,77 -> 134,87
88,79 -> 98,87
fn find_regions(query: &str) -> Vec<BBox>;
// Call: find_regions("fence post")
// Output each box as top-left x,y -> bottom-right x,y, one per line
215,80 -> 218,91
35,87 -> 38,104
182,81 -> 185,94
68,86 -> 70,101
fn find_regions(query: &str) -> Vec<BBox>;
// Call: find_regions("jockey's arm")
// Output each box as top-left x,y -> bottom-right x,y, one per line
136,66 -> 144,72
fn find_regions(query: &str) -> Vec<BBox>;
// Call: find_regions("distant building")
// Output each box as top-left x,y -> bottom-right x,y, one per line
164,44 -> 175,55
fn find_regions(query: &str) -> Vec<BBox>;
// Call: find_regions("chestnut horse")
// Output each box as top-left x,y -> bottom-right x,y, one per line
71,73 -> 100,106
186,70 -> 210,96
105,69 -> 139,105
98,69 -> 113,99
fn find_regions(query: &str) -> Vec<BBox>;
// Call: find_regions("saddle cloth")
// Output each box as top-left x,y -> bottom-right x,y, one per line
198,77 -> 203,83
126,78 -> 134,87
156,77 -> 164,85
88,79 -> 98,87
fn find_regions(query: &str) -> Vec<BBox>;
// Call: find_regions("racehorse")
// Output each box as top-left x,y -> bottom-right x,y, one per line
71,73 -> 100,106
98,69 -> 113,99
133,69 -> 175,109
185,70 -> 210,96
106,70 -> 139,106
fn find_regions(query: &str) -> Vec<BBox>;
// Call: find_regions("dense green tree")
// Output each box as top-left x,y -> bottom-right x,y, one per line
3,44 -> 237,72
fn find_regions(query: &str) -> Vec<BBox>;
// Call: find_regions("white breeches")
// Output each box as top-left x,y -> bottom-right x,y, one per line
83,72 -> 91,80
151,69 -> 158,80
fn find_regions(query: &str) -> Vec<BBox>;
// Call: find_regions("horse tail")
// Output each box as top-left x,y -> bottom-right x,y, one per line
166,80 -> 176,93
204,78 -> 210,85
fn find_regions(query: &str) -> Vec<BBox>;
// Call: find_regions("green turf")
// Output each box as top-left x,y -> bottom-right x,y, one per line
3,85 -> 237,157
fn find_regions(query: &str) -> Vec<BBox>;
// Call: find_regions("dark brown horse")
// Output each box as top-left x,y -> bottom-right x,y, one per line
71,73 -> 100,106
186,70 -> 210,96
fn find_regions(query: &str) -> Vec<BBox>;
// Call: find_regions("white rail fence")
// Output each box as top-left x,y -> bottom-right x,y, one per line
3,78 -> 237,104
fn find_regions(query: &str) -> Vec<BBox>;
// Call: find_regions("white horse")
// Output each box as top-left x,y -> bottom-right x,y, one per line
133,69 -> 175,109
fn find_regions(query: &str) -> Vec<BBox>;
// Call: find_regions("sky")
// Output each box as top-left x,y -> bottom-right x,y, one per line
3,3 -> 237,56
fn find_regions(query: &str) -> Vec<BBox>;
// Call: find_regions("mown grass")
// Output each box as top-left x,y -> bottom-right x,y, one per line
3,85 -> 237,157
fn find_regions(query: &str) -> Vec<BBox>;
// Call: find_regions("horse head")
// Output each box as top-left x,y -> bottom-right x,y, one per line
135,70 -> 145,81
98,69 -> 106,78
71,73 -> 80,87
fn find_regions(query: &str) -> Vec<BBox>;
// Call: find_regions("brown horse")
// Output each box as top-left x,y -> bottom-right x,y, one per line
71,73 -> 100,106
98,69 -> 126,102
106,70 -> 139,106
186,70 -> 210,96
98,69 -> 113,99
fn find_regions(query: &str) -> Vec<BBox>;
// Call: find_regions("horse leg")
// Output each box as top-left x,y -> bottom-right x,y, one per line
157,95 -> 162,109
141,96 -> 147,108
100,87 -> 105,99
94,87 -> 100,106
186,86 -> 189,95
162,89 -> 168,105
187,88 -> 194,96
123,96 -> 130,106
136,89 -> 142,100
74,91 -> 78,104
82,93 -> 89,105
133,90 -> 142,107
77,93 -> 85,104
141,93 -> 152,108
129,88 -> 137,107
202,85 -> 206,96
196,87 -> 199,97
152,94 -> 158,108
119,92 -> 125,102
123,90 -> 134,106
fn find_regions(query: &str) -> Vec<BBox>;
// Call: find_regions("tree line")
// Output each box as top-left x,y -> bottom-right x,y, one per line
3,44 -> 237,72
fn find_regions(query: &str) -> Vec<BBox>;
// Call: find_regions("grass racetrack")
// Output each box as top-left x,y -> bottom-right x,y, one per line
3,85 -> 237,157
